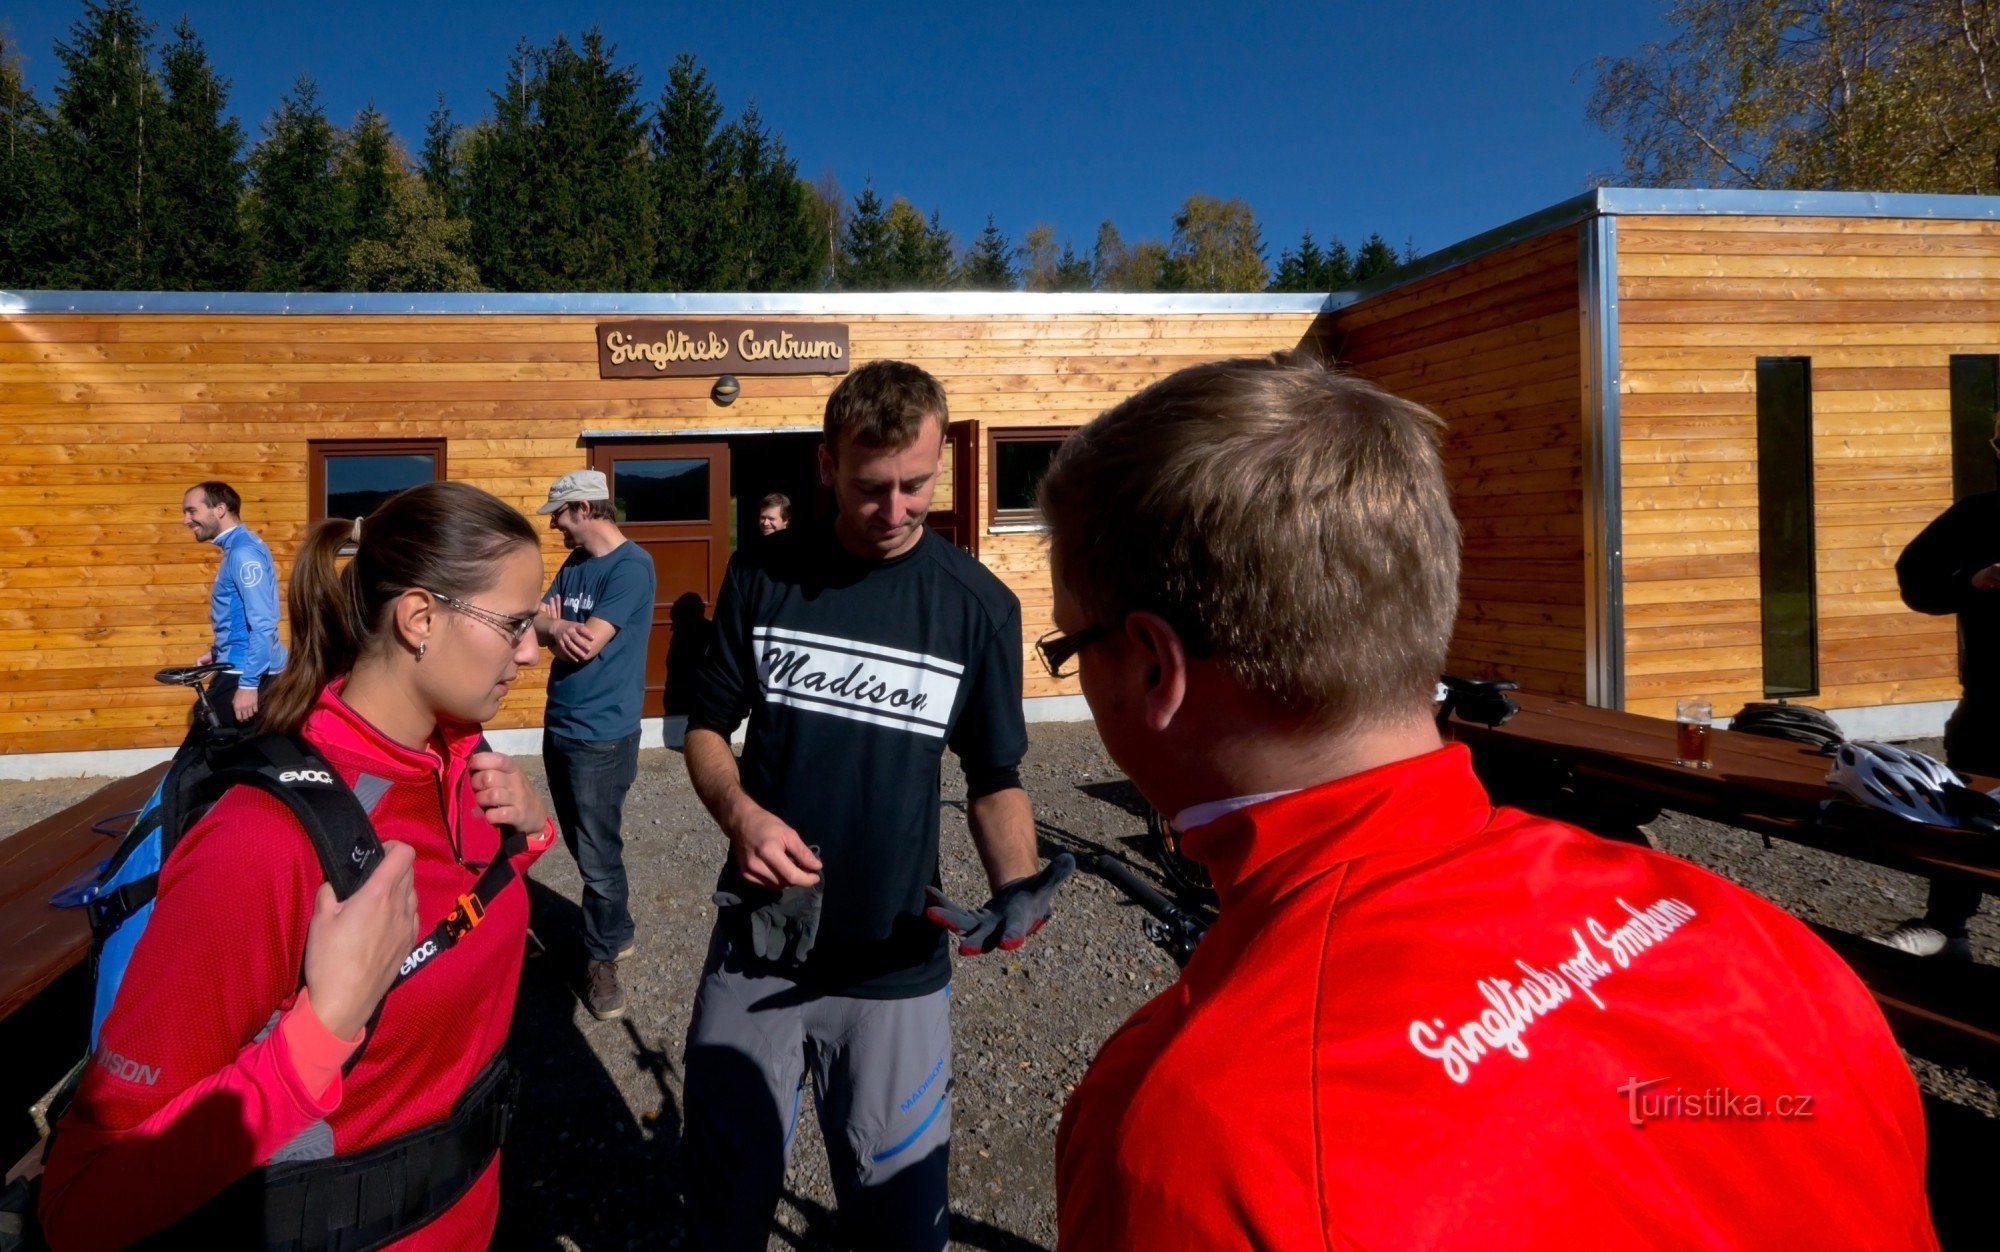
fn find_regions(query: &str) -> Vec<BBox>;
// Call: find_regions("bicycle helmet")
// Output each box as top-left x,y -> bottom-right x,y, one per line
1729,701 -> 1845,753
1826,741 -> 1963,826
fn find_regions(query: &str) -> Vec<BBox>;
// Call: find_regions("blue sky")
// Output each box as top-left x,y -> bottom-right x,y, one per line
2,1 -> 1672,264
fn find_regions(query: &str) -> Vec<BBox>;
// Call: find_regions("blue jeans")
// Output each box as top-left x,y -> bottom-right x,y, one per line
543,730 -> 641,962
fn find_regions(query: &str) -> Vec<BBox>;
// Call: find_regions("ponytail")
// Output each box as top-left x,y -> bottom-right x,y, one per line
259,520 -> 367,735
259,481 -> 541,736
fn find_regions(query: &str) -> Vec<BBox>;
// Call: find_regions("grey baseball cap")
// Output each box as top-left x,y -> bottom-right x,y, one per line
538,469 -> 610,514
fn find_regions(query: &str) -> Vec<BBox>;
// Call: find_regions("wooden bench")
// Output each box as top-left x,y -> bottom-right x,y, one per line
1446,692 -> 2000,1076
0,766 -> 165,1023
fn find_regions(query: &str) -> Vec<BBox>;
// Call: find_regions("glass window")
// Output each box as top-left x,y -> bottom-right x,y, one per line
990,429 -> 1072,523
612,458 -> 710,523
1950,355 -> 1998,501
310,440 -> 446,522
1755,358 -> 1818,698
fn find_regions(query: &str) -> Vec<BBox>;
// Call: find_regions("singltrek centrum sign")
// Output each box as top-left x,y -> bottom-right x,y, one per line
595,320 -> 851,378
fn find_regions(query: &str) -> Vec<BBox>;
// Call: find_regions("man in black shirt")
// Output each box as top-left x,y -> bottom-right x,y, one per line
681,360 -> 1067,1250
1880,420 -> 2000,959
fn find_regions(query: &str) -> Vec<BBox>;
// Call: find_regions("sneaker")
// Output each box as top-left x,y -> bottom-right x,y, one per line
583,959 -> 627,1020
615,939 -> 637,961
1866,921 -> 1973,961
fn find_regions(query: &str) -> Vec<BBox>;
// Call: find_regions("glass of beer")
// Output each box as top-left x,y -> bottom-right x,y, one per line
1675,698 -> 1713,770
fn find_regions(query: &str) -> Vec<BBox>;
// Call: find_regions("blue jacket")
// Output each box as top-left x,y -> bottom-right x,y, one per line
210,526 -> 287,686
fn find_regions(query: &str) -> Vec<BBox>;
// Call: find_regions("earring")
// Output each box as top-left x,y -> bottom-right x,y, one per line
417,641 -> 427,661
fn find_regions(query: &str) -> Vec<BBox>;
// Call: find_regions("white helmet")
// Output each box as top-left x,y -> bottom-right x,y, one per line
1825,741 -> 1963,826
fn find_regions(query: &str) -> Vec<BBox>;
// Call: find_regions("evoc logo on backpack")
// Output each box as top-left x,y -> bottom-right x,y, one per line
280,769 -> 335,785
400,939 -> 439,978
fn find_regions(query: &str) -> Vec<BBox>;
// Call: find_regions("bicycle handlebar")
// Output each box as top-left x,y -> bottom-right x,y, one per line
154,663 -> 233,686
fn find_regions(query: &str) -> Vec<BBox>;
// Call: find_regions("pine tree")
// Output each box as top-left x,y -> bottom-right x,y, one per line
338,104 -> 402,253
720,101 -> 822,291
885,196 -> 952,288
419,92 -> 462,217
1353,231 -> 1400,281
150,19 -> 245,289
1269,231 -> 1324,292
246,78 -> 346,291
1052,241 -> 1093,291
651,52 -> 731,290
47,0 -> 163,288
0,35 -> 59,286
960,214 -> 1015,290
1091,220 -> 1127,291
838,183 -> 895,290
1323,238 -> 1354,288
464,31 -> 654,291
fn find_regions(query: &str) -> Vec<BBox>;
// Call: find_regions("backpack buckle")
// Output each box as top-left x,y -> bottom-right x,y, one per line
444,892 -> 486,939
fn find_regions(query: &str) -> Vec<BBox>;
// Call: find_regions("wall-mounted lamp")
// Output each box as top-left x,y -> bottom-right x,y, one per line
712,374 -> 741,406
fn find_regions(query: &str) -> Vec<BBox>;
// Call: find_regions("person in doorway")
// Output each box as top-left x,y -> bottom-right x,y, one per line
680,360 -> 1069,1251
1880,416 -> 2000,958
1047,355 -> 1934,1249
182,480 -> 287,728
756,492 -> 792,536
533,470 -> 658,1020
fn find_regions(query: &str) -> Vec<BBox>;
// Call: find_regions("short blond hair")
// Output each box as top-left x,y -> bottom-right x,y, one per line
1039,354 -> 1460,728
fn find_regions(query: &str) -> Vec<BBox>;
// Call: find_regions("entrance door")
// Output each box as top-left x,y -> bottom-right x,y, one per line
925,419 -> 981,557
588,441 -> 731,718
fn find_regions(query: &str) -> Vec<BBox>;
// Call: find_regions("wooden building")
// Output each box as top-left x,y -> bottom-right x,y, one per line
0,294 -> 1324,776
5,187 -> 1998,777
1319,187 -> 2000,730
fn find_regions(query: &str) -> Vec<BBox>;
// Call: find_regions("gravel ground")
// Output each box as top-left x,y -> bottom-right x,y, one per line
5,723 -> 1996,1249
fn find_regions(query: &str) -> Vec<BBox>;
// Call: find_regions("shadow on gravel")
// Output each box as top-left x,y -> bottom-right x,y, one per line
499,878 -> 687,1248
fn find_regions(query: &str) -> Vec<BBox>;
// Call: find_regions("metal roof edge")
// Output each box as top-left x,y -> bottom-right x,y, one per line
0,290 -> 1338,316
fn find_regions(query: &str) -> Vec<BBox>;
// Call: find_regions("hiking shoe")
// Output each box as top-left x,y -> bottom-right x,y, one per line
1866,921 -> 1973,961
616,939 -> 637,961
584,959 -> 627,1020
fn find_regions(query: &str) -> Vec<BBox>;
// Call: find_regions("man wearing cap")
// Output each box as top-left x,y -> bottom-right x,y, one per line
181,480 -> 286,728
533,470 -> 658,1020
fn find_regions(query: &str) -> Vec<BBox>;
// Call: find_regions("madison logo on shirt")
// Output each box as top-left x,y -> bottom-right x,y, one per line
753,625 -> 961,739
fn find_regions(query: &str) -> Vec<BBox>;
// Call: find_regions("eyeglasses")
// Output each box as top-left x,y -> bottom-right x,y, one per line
428,590 -> 536,645
1035,621 -> 1120,679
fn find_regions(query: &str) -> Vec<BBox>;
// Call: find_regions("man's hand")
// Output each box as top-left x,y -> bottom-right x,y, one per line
1972,563 -> 2000,591
468,750 -> 550,834
730,807 -> 823,889
545,612 -> 611,664
232,686 -> 259,722
196,649 -> 214,667
714,874 -> 825,965
924,853 -> 1076,956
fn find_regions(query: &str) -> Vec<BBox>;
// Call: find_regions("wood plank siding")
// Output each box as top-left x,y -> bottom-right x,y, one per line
1323,227 -> 1589,700
1616,215 -> 1990,719
0,310 -> 1320,757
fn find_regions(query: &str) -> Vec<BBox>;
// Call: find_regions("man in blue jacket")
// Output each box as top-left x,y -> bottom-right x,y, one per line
182,480 -> 287,727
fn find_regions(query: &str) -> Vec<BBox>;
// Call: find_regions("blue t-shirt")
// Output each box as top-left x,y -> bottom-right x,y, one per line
544,541 -> 657,740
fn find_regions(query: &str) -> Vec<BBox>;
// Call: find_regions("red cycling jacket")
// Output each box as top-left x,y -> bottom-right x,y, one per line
39,682 -> 554,1251
1057,744 -> 1936,1250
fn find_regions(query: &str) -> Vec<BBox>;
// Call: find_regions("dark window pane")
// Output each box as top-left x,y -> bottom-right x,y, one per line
995,439 -> 1062,514
613,459 -> 710,522
1756,358 -> 1818,698
1950,355 -> 1998,501
325,454 -> 435,520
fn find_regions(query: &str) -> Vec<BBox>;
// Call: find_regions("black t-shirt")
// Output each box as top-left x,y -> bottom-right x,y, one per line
688,526 -> 1029,998
1897,489 -> 2000,703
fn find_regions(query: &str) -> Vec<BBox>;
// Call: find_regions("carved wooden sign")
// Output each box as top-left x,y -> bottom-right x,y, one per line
596,320 -> 851,378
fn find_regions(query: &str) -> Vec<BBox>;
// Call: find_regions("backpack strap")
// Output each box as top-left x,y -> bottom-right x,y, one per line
194,735 -> 385,901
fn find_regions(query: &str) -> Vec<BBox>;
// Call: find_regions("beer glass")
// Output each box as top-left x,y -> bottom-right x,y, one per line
1675,698 -> 1713,770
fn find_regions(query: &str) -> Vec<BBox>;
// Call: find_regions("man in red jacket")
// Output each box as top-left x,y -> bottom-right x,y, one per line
1041,356 -> 1937,1249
